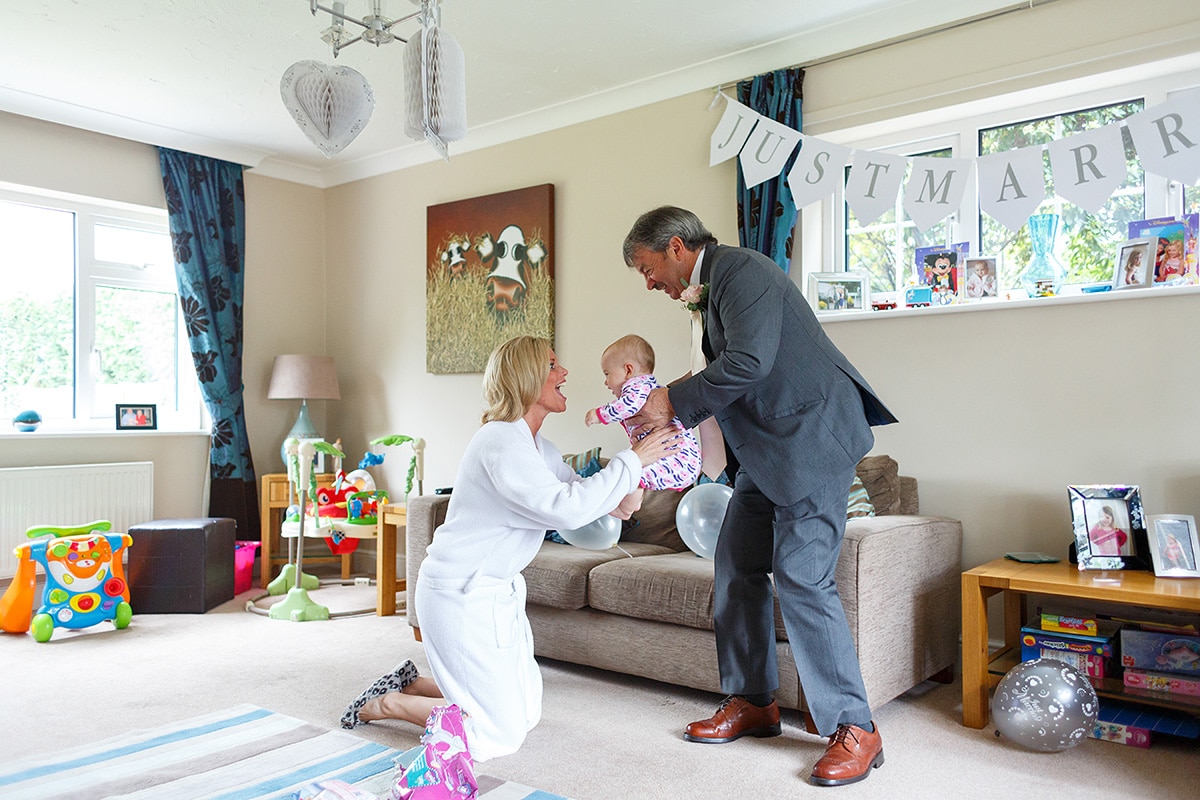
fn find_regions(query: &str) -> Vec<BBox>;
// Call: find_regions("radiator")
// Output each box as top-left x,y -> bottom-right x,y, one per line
0,462 -> 154,580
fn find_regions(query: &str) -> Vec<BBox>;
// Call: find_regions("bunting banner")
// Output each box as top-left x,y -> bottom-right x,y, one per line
787,138 -> 853,210
739,114 -> 802,189
903,156 -> 975,232
976,147 -> 1046,233
845,150 -> 907,226
709,89 -> 1200,233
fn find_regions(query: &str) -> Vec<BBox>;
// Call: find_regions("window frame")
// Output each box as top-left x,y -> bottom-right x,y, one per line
801,68 -> 1198,289
0,183 -> 204,433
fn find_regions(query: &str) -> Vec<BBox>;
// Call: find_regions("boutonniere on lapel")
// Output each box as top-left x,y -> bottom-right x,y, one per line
680,280 -> 709,312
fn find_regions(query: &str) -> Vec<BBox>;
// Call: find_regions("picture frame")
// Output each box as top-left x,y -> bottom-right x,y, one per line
915,242 -> 969,305
425,184 -> 555,374
1111,237 -> 1155,290
1068,484 -> 1152,571
807,271 -> 870,313
964,256 -> 999,299
115,404 -> 157,431
1147,514 -> 1200,578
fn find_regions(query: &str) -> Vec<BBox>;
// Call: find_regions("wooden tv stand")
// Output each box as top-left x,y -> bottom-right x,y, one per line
961,558 -> 1200,728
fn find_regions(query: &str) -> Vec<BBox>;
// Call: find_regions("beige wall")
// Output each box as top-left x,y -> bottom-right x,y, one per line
3,0 -> 1199,570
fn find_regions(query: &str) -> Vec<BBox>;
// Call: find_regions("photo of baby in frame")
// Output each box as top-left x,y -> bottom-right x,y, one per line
1068,484 -> 1151,571
964,257 -> 998,299
1147,514 -> 1200,578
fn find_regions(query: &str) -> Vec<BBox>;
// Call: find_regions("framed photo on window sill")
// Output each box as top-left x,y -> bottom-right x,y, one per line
116,404 -> 157,431
808,271 -> 870,314
1111,237 -> 1155,290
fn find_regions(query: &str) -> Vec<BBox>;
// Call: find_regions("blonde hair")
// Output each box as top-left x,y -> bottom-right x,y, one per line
481,336 -> 553,424
603,334 -> 655,374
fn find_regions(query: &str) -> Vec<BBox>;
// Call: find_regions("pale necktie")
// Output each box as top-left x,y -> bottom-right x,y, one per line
690,309 -> 727,481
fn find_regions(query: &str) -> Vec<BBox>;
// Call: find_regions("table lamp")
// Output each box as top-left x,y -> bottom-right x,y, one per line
267,354 -> 341,442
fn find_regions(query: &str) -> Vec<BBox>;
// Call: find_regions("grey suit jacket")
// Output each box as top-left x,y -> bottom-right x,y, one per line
669,244 -> 897,507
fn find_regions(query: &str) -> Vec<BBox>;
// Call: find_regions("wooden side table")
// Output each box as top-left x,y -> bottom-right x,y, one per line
375,503 -> 407,617
961,558 -> 1200,728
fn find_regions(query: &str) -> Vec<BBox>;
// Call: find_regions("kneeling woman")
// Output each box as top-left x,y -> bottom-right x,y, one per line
350,335 -> 679,761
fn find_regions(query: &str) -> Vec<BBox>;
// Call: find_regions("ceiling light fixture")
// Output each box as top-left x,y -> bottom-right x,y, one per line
282,0 -> 466,160
311,0 -> 421,58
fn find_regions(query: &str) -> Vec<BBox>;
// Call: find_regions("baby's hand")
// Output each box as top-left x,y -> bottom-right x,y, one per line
585,408 -> 601,427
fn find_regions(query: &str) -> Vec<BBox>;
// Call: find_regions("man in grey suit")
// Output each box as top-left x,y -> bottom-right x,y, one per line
623,207 -> 897,787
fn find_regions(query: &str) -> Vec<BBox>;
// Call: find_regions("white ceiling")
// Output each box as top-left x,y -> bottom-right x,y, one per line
0,0 -> 1025,187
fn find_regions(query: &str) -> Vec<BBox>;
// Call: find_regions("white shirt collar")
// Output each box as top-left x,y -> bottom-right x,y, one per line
689,247 -> 705,287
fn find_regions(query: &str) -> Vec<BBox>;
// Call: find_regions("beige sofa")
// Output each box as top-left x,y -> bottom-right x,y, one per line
405,455 -> 962,724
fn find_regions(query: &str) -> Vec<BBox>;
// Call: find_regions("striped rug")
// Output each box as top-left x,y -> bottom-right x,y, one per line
0,704 -> 571,800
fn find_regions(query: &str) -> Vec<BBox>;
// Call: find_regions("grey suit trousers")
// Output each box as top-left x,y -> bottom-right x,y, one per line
713,464 -> 872,735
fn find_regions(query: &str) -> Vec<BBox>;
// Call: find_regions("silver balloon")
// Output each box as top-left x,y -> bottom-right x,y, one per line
991,658 -> 1098,752
558,514 -> 622,550
675,482 -> 733,559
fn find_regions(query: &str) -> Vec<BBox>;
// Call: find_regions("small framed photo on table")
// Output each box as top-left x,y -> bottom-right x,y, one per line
116,404 -> 157,431
1111,238 -> 1155,289
1068,484 -> 1151,570
807,272 -> 870,313
1147,514 -> 1200,578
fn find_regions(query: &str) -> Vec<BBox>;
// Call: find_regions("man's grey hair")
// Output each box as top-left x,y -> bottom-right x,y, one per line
622,206 -> 718,265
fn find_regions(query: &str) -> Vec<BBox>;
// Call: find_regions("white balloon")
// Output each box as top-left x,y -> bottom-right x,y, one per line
558,515 -> 622,550
676,483 -> 732,558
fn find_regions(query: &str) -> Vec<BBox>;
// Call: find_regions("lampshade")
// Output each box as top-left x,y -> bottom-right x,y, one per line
268,355 -> 341,401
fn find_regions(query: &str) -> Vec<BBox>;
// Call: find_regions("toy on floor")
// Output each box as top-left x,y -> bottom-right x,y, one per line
0,520 -> 133,642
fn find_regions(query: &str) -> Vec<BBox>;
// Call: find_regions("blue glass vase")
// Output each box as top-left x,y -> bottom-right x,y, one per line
1021,213 -> 1067,296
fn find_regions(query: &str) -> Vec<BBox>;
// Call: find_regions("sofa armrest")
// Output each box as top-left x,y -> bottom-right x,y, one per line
405,494 -> 451,630
839,513 -> 962,706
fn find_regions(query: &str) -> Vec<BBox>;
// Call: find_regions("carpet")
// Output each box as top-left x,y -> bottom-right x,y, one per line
0,704 -> 571,800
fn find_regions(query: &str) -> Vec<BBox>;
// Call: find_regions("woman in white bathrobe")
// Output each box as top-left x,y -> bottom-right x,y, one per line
355,336 -> 680,761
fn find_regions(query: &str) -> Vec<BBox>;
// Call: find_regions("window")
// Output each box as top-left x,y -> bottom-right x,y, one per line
978,101 -> 1145,291
846,146 -> 952,293
0,187 -> 202,431
809,69 -> 1195,299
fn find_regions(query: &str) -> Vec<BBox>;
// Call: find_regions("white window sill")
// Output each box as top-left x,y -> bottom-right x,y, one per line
813,282 -> 1200,323
0,428 -> 209,442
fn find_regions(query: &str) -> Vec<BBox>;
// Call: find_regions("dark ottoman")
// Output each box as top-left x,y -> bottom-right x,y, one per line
127,518 -> 236,613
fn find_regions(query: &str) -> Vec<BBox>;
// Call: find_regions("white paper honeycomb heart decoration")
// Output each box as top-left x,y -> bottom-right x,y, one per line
280,60 -> 375,158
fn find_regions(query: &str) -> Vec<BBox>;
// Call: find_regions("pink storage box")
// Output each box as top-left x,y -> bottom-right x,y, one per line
234,540 -> 260,594
1124,668 -> 1200,696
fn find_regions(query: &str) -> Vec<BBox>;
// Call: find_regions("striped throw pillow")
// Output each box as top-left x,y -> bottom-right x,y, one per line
846,474 -> 876,518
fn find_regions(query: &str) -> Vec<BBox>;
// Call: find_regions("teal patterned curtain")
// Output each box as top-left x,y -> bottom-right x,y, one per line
158,148 -> 259,540
736,67 -> 804,272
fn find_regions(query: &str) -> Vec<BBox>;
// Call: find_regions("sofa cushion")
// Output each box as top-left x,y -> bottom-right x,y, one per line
621,488 -> 688,551
589,552 -> 790,641
523,540 -> 676,609
856,455 -> 901,516
588,552 -> 715,630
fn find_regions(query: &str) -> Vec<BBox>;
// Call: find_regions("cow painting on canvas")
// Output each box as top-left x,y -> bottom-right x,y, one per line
425,184 -> 555,374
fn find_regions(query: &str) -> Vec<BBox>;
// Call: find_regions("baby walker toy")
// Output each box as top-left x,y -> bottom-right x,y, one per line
0,520 -> 133,642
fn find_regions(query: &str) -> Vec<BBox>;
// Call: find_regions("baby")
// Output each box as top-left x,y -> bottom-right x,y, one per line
585,334 -> 702,518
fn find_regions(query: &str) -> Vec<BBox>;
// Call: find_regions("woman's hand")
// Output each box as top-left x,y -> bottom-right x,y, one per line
630,423 -> 683,467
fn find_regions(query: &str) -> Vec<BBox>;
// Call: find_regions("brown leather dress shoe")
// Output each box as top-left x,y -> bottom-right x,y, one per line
809,722 -> 884,786
683,696 -> 782,743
